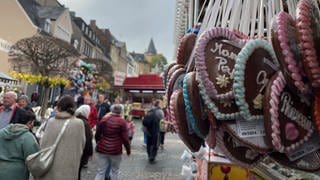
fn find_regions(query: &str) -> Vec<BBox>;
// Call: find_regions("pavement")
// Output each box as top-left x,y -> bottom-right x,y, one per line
81,119 -> 186,180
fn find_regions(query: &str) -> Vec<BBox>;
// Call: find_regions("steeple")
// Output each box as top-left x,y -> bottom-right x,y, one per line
146,38 -> 157,55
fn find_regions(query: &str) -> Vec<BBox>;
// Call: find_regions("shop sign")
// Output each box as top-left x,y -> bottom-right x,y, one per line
114,71 -> 126,86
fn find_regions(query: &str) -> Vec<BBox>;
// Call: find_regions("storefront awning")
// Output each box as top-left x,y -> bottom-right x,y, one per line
116,74 -> 164,90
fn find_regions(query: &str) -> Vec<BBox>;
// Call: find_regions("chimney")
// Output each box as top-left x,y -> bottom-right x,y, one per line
90,20 -> 96,27
70,11 -> 76,17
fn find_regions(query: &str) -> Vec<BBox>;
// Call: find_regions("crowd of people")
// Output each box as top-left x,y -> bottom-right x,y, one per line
0,91 -> 167,180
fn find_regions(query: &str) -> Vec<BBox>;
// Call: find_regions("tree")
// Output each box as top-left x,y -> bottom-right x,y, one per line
9,34 -> 80,119
150,54 -> 168,69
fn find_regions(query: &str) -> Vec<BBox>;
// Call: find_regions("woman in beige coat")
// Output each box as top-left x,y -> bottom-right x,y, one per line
37,96 -> 85,180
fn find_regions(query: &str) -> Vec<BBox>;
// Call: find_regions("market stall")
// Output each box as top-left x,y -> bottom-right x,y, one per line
115,74 -> 165,118
169,0 -> 320,179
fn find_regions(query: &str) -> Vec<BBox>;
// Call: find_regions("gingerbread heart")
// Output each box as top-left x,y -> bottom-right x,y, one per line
170,89 -> 203,152
182,72 -> 210,139
233,39 -> 279,121
216,128 -> 265,168
163,63 -> 176,89
166,64 -> 184,87
195,27 -> 246,100
222,122 -> 271,153
264,71 -> 314,153
165,67 -> 186,122
269,150 -> 320,172
177,33 -> 197,65
271,12 -> 310,94
296,0 -> 320,89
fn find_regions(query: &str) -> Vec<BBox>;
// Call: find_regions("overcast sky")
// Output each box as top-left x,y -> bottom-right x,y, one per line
58,0 -> 176,61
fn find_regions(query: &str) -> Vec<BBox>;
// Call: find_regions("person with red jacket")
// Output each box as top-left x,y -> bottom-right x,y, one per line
94,104 -> 131,180
84,95 -> 98,129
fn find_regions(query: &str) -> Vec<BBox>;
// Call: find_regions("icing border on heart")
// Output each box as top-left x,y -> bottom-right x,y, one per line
197,74 -> 240,120
296,0 -> 320,89
177,33 -> 197,65
183,72 -> 206,138
313,93 -> 320,132
166,67 -> 185,122
275,11 -> 310,94
195,27 -> 246,100
266,71 -> 313,153
233,39 -> 279,121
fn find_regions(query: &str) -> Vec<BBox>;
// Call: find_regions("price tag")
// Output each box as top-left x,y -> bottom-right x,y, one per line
236,118 -> 265,138
286,133 -> 320,161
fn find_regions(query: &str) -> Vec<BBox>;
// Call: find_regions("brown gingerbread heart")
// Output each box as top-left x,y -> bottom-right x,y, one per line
264,71 -> 314,153
170,89 -> 203,152
165,67 -> 186,122
176,33 -> 197,65
271,12 -> 310,94
233,39 -> 279,121
196,27 -> 246,100
296,0 -> 320,90
184,72 -> 210,137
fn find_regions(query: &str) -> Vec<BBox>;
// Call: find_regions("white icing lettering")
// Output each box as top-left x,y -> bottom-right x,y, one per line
210,42 -> 237,60
216,57 -> 234,79
263,58 -> 278,71
280,92 -> 312,130
256,71 -> 268,93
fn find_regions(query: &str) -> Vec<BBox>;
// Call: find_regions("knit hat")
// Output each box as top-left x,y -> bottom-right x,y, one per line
75,105 -> 90,119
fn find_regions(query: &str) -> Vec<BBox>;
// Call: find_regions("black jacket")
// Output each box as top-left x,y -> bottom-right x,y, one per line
96,102 -> 110,121
76,115 -> 93,166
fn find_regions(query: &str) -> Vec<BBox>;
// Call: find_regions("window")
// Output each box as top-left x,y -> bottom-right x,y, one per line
81,23 -> 85,31
44,19 -> 51,33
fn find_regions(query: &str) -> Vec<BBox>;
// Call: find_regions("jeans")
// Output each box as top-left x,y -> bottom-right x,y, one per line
146,134 -> 159,161
94,152 -> 122,180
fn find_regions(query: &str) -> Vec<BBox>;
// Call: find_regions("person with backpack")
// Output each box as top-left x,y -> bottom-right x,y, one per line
142,100 -> 164,163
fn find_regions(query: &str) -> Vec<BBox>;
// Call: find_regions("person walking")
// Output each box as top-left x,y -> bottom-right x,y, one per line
94,104 -> 131,180
37,95 -> 85,180
142,100 -> 164,163
0,91 -> 26,129
0,110 -> 39,180
75,105 -> 93,180
96,94 -> 110,122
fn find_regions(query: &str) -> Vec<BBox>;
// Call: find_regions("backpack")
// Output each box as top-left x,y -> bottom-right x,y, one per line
142,109 -> 158,128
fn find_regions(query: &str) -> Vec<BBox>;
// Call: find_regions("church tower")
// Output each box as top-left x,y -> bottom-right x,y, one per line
146,38 -> 157,55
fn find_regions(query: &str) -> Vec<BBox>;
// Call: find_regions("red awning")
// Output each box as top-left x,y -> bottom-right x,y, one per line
116,74 -> 164,90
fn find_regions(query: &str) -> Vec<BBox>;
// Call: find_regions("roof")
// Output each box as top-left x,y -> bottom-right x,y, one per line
118,74 -> 164,90
18,0 -> 65,28
130,52 -> 148,63
146,38 -> 157,55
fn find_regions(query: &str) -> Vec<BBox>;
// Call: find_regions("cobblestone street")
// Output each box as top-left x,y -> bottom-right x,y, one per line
81,119 -> 186,180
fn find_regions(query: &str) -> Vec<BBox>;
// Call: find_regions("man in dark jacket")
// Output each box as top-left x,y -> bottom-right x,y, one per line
0,91 -> 27,129
94,104 -> 130,180
143,100 -> 164,163
95,94 -> 110,122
